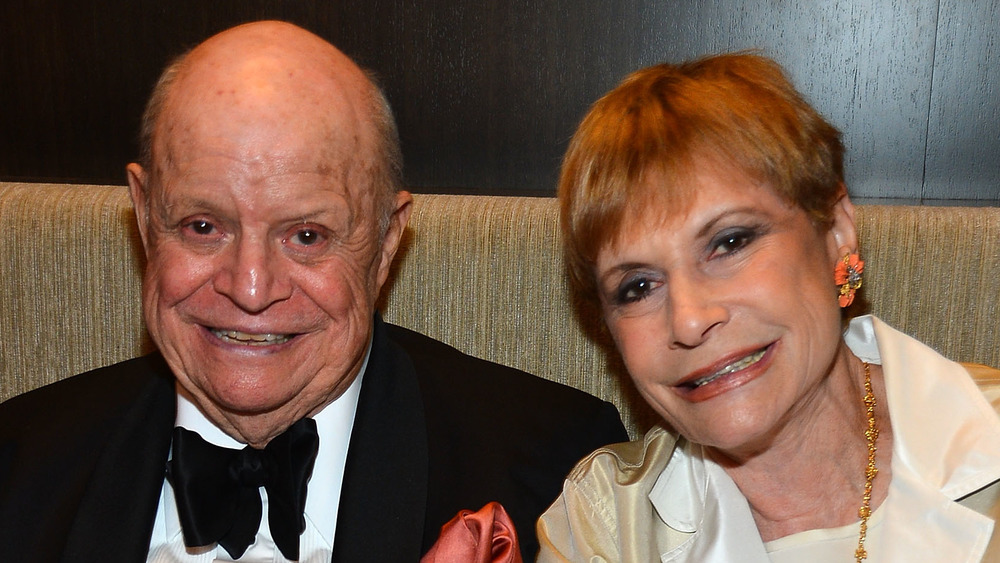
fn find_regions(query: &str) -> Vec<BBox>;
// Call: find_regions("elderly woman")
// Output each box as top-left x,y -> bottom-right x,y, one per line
537,53 -> 1000,561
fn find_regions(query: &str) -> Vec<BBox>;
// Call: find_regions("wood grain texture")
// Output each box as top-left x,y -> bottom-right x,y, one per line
634,0 -> 940,200
924,0 -> 1000,201
0,1 -> 996,201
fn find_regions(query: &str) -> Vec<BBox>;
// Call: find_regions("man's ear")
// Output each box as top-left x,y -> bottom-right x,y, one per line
826,184 -> 859,261
375,190 -> 414,290
126,162 -> 152,254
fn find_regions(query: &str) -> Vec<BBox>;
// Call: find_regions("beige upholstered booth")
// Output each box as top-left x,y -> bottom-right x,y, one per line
2,182 -> 999,436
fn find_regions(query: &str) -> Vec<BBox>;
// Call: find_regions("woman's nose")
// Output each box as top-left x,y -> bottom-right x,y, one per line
667,275 -> 729,348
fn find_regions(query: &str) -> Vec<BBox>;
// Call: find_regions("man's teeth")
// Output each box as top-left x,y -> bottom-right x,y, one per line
690,348 -> 767,388
211,329 -> 291,345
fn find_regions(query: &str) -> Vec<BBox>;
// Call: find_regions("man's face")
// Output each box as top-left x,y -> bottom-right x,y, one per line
128,61 -> 407,440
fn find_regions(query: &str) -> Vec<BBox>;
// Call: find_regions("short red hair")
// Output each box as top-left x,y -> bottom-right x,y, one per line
559,52 -> 844,301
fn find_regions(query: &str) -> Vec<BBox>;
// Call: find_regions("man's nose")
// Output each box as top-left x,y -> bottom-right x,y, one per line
213,237 -> 293,313
667,275 -> 728,349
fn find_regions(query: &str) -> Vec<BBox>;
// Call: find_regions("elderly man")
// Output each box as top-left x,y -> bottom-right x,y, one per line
0,21 -> 627,562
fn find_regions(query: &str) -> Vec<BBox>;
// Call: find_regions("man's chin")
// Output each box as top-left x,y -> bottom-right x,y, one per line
174,369 -> 299,415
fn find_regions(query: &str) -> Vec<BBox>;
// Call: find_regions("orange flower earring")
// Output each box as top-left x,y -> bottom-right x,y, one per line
834,253 -> 865,307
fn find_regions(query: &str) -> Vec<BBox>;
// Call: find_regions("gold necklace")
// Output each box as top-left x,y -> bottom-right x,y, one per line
855,362 -> 878,562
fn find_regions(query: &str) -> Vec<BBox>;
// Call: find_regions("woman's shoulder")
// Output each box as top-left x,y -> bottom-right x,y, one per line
962,362 -> 1000,387
961,362 -> 1000,408
564,425 -> 679,492
537,426 -> 687,562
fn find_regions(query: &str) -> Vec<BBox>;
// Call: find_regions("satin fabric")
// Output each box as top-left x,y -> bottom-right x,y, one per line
538,316 -> 1000,562
421,502 -> 523,563
166,419 -> 319,559
147,348 -> 366,562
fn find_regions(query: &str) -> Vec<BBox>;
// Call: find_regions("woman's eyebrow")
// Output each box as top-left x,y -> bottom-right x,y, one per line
695,206 -> 763,238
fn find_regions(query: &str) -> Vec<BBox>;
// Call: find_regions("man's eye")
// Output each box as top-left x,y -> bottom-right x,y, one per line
186,220 -> 216,236
287,228 -> 325,247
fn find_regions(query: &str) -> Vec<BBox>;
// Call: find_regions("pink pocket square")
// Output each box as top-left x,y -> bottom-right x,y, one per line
420,501 -> 523,563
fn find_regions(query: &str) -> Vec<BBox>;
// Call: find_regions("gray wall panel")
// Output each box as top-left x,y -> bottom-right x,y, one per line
0,1 -> 997,202
635,1 -> 939,200
925,0 -> 1000,201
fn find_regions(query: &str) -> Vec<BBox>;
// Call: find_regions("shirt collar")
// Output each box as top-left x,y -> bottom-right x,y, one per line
647,315 -> 1000,561
170,336 -> 371,548
649,438 -> 770,562
844,315 -> 1000,498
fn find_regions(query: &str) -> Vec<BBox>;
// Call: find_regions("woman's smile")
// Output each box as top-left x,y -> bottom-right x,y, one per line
596,162 -> 850,451
674,343 -> 775,402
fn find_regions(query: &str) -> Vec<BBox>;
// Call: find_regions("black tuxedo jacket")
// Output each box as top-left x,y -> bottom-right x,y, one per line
0,317 -> 628,562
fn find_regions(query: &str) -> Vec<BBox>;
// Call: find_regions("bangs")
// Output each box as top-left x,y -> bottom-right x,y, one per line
560,53 -> 845,302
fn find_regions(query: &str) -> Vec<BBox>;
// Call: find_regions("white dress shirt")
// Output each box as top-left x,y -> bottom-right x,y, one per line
146,345 -> 369,562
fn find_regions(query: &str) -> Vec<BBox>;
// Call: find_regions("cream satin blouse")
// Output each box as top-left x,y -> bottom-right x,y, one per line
537,316 -> 1000,562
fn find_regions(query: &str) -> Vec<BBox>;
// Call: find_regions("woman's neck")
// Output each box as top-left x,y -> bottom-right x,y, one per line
710,356 -> 893,542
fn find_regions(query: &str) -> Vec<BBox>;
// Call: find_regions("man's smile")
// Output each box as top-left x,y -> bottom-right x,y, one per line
209,328 -> 294,346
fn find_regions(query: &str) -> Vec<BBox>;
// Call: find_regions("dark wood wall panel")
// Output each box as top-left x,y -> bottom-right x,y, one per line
924,0 -> 1000,201
1,1 -> 997,202
633,0 -> 940,201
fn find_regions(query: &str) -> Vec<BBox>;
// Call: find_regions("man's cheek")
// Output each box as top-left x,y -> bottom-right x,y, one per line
154,251 -> 215,296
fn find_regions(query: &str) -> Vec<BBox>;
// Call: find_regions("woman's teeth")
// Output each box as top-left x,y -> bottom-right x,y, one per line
211,329 -> 291,346
689,348 -> 767,388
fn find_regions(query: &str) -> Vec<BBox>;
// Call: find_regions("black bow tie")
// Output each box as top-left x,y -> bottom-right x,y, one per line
166,418 -> 320,559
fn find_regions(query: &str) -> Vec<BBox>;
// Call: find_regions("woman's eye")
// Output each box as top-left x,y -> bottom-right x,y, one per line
709,228 -> 757,258
616,276 -> 656,304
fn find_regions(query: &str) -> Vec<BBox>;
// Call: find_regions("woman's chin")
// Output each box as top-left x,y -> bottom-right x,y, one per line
668,404 -> 781,457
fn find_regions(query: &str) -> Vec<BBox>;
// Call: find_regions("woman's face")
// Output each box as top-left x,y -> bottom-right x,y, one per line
595,164 -> 857,456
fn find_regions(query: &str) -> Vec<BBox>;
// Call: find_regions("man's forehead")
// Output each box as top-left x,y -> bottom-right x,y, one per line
147,160 -> 380,234
166,52 -> 360,131
148,26 -> 379,188
186,21 -> 360,81
158,23 -> 372,146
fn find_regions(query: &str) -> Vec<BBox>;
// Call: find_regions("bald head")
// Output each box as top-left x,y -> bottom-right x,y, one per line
125,21 -> 413,445
137,21 -> 401,223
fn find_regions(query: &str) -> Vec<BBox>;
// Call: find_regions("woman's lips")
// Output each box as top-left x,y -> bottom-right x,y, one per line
674,343 -> 774,401
683,347 -> 768,389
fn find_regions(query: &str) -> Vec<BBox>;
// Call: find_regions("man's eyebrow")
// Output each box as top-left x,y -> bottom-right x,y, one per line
294,208 -> 342,221
158,196 -> 218,214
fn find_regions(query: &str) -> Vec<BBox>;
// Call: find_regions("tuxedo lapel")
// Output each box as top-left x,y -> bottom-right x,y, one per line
332,317 -> 429,562
60,355 -> 176,562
